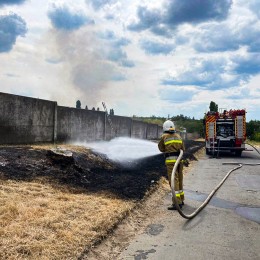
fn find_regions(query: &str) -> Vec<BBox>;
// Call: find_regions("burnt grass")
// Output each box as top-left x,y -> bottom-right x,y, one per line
0,140 -> 204,200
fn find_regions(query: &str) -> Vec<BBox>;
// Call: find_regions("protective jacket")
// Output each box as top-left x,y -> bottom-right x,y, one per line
158,132 -> 185,205
158,132 -> 185,162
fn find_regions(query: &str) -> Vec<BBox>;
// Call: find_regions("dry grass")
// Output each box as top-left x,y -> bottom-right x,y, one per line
0,179 -> 134,259
0,142 -> 205,259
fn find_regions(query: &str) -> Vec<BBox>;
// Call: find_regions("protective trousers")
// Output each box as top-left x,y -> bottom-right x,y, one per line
166,162 -> 184,205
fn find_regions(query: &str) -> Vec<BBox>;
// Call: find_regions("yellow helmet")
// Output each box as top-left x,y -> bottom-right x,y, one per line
163,120 -> 175,132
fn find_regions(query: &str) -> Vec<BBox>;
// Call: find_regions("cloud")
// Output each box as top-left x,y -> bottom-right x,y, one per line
150,25 -> 171,37
88,0 -> 116,11
231,53 -> 260,75
193,18 -> 260,53
159,86 -> 197,103
107,48 -> 126,62
120,59 -> 135,68
165,0 -> 232,24
113,37 -> 131,47
127,6 -> 160,32
106,48 -> 135,68
226,88 -> 250,100
97,30 -> 116,40
48,5 -> 94,31
161,57 -> 242,90
140,39 -> 174,55
110,72 -> 126,81
0,0 -> 26,6
0,13 -> 27,53
161,52 -> 260,91
97,30 -> 134,67
248,0 -> 260,18
98,30 -> 131,47
128,0 -> 232,34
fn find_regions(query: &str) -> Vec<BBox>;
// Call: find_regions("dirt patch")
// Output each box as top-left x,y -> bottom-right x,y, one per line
0,140 -> 204,259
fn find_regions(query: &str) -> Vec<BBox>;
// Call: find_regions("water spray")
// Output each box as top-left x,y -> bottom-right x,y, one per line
85,137 -> 161,167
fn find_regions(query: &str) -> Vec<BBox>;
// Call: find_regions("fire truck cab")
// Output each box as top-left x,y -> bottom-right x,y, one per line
204,109 -> 246,156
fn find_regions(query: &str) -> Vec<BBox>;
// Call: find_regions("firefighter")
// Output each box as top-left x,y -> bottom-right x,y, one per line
158,120 -> 185,210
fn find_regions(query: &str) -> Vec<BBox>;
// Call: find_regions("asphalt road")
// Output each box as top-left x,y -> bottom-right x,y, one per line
119,146 -> 260,260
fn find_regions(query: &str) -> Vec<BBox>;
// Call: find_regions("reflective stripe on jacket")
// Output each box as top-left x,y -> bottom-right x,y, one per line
158,132 -> 185,163
165,155 -> 178,164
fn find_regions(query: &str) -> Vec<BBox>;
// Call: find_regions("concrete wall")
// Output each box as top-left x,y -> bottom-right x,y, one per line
0,92 -> 56,144
0,92 -> 163,144
147,123 -> 159,139
131,120 -> 148,139
107,115 -> 132,140
57,106 -> 105,142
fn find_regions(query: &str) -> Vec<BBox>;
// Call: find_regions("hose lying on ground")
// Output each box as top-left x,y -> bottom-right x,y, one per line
246,142 -> 260,155
171,144 -> 260,220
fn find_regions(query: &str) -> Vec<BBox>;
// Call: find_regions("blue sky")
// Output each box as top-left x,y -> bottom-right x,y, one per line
0,0 -> 259,121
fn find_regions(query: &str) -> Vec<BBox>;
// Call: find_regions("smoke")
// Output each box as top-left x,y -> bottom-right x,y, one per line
50,27 -> 115,108
45,4 -> 132,109
84,137 -> 161,166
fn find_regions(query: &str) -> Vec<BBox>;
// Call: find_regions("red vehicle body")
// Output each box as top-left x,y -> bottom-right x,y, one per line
204,109 -> 246,156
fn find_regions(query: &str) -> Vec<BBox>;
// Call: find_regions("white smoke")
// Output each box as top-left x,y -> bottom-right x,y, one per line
55,27 -> 114,106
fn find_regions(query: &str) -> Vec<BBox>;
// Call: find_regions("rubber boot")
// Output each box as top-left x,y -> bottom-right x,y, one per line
167,204 -> 182,210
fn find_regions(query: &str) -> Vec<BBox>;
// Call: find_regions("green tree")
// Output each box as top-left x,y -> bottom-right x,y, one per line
76,100 -> 81,109
209,101 -> 218,112
247,120 -> 260,140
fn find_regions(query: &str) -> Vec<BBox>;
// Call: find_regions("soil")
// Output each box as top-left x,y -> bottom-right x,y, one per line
0,140 -> 204,201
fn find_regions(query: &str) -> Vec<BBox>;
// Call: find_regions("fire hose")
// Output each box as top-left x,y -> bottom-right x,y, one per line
171,144 -> 260,220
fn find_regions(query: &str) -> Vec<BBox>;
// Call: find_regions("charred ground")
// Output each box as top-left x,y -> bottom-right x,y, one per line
0,140 -> 204,200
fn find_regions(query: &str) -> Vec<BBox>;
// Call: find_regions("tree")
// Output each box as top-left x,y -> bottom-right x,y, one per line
247,120 -> 260,140
109,109 -> 114,115
85,105 -> 88,110
76,100 -> 81,109
209,101 -> 218,112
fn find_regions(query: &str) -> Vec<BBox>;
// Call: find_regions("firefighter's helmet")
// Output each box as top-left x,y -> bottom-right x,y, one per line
163,120 -> 175,132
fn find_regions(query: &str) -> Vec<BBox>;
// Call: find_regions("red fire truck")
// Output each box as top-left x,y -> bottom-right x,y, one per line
204,109 -> 246,156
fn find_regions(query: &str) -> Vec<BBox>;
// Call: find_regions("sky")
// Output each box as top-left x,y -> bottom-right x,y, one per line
0,0 -> 260,121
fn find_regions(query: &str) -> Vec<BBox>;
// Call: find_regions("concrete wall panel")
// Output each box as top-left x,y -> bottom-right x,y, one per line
106,115 -> 132,140
131,120 -> 147,139
0,92 -> 56,144
57,107 -> 105,142
158,126 -> 163,137
147,123 -> 159,139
